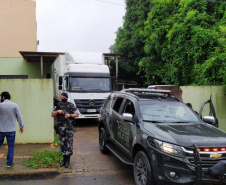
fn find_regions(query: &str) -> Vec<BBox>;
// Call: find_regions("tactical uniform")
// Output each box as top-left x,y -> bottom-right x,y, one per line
53,101 -> 77,163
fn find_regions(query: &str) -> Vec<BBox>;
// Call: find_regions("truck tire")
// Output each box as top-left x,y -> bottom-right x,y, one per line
99,127 -> 109,154
134,150 -> 155,185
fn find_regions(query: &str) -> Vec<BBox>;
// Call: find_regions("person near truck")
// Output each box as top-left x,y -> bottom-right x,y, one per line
0,91 -> 24,168
186,103 -> 199,115
51,92 -> 79,168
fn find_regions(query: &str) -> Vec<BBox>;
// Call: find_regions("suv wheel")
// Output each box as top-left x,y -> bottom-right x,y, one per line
99,127 -> 109,154
134,151 -> 155,185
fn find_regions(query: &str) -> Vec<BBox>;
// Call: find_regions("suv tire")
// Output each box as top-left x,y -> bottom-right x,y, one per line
134,150 -> 155,185
99,127 -> 109,154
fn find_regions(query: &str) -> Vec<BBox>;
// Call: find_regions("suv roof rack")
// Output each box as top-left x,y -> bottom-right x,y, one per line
121,88 -> 171,96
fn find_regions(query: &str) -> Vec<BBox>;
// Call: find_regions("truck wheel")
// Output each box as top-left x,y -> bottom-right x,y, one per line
134,150 -> 155,185
99,127 -> 109,154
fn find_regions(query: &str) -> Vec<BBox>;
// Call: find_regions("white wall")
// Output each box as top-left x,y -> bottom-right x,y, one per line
181,86 -> 226,131
0,79 -> 54,143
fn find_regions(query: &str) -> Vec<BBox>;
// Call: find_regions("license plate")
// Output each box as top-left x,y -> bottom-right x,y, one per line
87,109 -> 96,113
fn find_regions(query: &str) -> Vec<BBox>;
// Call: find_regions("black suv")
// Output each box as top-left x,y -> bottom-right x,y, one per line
98,89 -> 226,185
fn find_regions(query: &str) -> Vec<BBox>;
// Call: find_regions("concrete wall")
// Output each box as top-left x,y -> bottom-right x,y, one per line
0,58 -> 52,79
181,86 -> 226,131
0,0 -> 37,57
0,79 -> 54,143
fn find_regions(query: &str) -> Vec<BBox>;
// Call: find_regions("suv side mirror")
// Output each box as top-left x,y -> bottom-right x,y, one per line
122,113 -> 133,122
203,116 -> 216,125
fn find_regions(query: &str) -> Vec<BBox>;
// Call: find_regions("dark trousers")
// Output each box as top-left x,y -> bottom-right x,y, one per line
58,126 -> 74,156
0,132 -> 16,165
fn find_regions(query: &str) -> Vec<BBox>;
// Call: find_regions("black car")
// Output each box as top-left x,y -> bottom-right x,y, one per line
98,88 -> 226,185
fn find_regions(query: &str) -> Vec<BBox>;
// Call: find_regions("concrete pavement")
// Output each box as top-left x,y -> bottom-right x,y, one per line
0,143 -> 60,180
0,122 -> 134,184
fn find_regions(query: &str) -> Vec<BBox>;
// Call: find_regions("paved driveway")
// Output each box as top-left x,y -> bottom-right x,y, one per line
70,120 -> 135,185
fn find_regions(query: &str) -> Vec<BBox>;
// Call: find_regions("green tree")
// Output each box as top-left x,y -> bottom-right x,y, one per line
112,0 -> 226,86
110,0 -> 151,84
140,0 -> 225,85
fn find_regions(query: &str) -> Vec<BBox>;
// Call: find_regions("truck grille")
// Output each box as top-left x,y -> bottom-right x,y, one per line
183,147 -> 226,172
188,157 -> 226,168
74,99 -> 105,114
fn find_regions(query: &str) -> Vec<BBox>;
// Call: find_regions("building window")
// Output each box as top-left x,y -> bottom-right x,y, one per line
0,75 -> 28,79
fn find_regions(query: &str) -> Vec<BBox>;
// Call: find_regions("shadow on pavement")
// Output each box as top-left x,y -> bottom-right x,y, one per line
74,119 -> 99,127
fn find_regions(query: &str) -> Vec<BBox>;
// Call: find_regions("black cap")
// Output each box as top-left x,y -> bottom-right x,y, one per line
61,92 -> 68,98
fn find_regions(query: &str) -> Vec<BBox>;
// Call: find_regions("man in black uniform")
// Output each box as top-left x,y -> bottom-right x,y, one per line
51,92 -> 79,168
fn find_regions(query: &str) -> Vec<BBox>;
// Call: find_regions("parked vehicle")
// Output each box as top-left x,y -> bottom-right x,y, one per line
51,51 -> 111,119
98,88 -> 226,185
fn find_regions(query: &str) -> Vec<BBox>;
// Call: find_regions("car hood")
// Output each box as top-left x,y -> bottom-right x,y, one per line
143,122 -> 226,147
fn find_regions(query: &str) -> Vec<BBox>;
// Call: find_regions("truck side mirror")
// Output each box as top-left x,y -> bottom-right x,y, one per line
203,116 -> 216,126
59,76 -> 63,86
58,85 -> 62,90
122,113 -> 133,122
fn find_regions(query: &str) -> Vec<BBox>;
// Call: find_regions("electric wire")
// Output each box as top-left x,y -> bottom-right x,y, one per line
95,0 -> 125,6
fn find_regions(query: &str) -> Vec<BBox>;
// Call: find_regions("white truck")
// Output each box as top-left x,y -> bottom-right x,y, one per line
51,51 -> 111,119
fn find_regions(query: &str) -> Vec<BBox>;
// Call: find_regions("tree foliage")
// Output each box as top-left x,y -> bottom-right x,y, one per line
110,0 -> 151,83
111,0 -> 226,86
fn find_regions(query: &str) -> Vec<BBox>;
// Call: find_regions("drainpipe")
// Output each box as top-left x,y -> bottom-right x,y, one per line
40,55 -> 43,79
115,56 -> 118,91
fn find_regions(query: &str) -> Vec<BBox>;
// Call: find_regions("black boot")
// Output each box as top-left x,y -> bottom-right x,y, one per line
60,155 -> 66,167
65,156 -> 70,168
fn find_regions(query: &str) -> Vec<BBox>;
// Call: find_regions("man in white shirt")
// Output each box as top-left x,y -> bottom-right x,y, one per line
0,91 -> 24,167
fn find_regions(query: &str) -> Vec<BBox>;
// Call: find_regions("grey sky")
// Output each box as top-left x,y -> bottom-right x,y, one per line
36,0 -> 126,53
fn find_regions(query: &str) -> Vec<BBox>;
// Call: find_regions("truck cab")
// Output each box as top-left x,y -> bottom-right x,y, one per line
52,51 -> 111,119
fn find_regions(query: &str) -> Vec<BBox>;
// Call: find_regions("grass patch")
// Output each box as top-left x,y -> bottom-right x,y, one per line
23,150 -> 62,169
53,136 -> 60,146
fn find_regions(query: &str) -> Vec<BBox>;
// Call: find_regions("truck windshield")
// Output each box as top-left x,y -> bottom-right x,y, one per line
69,77 -> 111,92
139,101 -> 199,123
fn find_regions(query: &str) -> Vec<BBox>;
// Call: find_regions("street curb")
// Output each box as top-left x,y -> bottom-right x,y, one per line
0,169 -> 60,180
